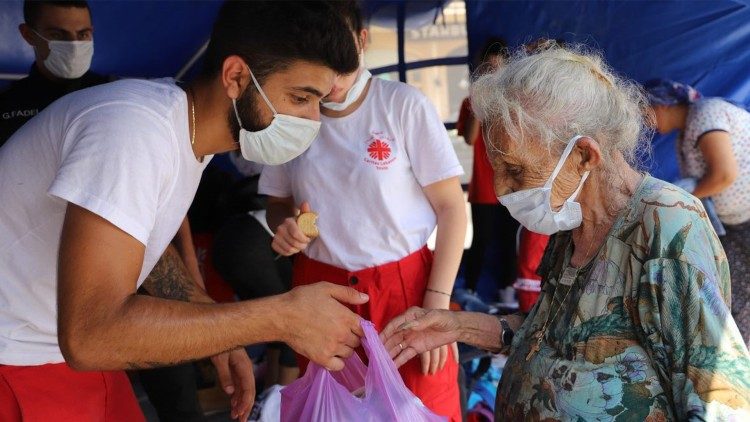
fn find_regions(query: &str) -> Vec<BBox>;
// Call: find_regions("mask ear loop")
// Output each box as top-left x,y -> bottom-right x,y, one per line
30,28 -> 50,42
232,65 -> 278,130
231,99 -> 243,128
567,171 -> 590,201
247,66 -> 278,115
543,135 -> 583,189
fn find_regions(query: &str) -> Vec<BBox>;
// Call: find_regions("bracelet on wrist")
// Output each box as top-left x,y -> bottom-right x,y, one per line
425,287 -> 451,297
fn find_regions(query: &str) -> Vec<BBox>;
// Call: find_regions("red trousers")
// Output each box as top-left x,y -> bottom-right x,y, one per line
0,362 -> 145,422
293,247 -> 462,422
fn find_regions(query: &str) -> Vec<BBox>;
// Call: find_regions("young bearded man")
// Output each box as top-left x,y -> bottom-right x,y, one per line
0,2 -> 365,421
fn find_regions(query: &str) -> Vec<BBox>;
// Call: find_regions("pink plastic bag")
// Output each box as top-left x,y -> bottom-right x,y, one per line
280,320 -> 446,422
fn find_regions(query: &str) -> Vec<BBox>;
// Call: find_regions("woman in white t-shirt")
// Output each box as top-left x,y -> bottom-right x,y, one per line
259,2 -> 465,420
647,78 -> 750,347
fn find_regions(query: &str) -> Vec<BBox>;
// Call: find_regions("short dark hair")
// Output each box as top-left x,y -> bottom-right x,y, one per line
325,0 -> 365,34
200,1 -> 359,84
24,1 -> 89,27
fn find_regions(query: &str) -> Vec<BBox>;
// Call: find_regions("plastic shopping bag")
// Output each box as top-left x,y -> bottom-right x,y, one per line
280,320 -> 446,422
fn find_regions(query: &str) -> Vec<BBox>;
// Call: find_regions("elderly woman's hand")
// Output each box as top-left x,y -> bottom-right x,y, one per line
420,293 -> 460,375
379,307 -> 461,369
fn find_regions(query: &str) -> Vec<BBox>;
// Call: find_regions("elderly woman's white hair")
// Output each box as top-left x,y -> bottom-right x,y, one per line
471,44 -> 653,169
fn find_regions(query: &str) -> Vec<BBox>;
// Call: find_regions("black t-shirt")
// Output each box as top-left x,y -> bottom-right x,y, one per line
0,64 -> 110,148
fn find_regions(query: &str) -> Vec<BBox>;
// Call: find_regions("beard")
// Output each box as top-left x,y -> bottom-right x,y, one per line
228,87 -> 267,141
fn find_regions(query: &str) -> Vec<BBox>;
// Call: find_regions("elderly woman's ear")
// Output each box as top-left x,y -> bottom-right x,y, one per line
575,136 -> 602,172
547,136 -> 600,210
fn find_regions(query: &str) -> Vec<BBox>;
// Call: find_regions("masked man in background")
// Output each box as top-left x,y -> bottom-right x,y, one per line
0,0 -> 109,148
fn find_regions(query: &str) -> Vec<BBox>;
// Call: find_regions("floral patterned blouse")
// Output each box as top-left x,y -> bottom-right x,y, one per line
495,175 -> 750,421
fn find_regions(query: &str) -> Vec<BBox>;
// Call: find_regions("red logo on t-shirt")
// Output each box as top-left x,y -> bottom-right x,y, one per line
363,132 -> 397,170
367,139 -> 391,161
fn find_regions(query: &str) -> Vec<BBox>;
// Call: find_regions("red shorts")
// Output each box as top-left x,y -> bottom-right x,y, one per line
293,246 -> 461,422
0,362 -> 144,421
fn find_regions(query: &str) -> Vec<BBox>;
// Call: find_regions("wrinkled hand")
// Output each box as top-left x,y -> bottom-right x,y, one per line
380,307 -> 461,368
272,201 -> 313,256
210,348 -> 255,422
280,282 -> 369,371
419,294 -> 459,375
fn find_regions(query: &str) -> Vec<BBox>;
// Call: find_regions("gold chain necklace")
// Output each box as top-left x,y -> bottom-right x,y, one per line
525,236 -> 597,361
189,88 -> 196,146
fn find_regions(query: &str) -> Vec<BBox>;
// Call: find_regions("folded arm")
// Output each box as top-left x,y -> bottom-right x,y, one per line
170,216 -> 205,290
692,131 -> 738,198
140,242 -> 211,305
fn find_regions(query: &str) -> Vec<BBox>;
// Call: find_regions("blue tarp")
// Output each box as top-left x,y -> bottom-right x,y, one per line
465,0 -> 750,181
0,0 -> 446,80
2,0 -> 750,180
0,1 -> 220,79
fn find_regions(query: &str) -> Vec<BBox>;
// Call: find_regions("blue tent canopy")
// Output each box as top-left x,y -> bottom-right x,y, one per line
0,0 -> 446,81
3,0 -> 748,97
465,0 -> 750,181
0,1 -> 219,79
466,1 -> 750,105
2,0 -> 749,181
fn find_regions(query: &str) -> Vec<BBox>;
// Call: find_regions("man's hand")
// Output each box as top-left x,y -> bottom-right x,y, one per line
211,348 -> 255,422
380,307 -> 461,368
278,282 -> 368,371
271,201 -> 313,256
145,246 -> 255,420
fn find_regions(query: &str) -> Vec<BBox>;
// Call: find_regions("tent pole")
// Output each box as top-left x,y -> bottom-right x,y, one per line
397,2 -> 406,83
0,73 -> 27,81
176,40 -> 209,81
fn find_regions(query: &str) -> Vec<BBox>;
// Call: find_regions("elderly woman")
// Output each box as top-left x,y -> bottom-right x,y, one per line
646,79 -> 750,348
381,46 -> 750,420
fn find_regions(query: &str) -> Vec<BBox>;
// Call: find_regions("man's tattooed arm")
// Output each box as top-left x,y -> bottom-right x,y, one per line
140,244 -> 213,304
128,244 -> 225,369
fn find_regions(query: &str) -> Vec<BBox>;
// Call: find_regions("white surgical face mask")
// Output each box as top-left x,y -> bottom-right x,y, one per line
232,67 -> 321,165
32,29 -> 93,79
498,135 -> 590,235
321,52 -> 370,111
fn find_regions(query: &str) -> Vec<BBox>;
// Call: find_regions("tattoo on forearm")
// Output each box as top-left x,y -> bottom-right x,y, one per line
141,246 -> 197,302
126,359 -> 195,370
125,346 -> 240,370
